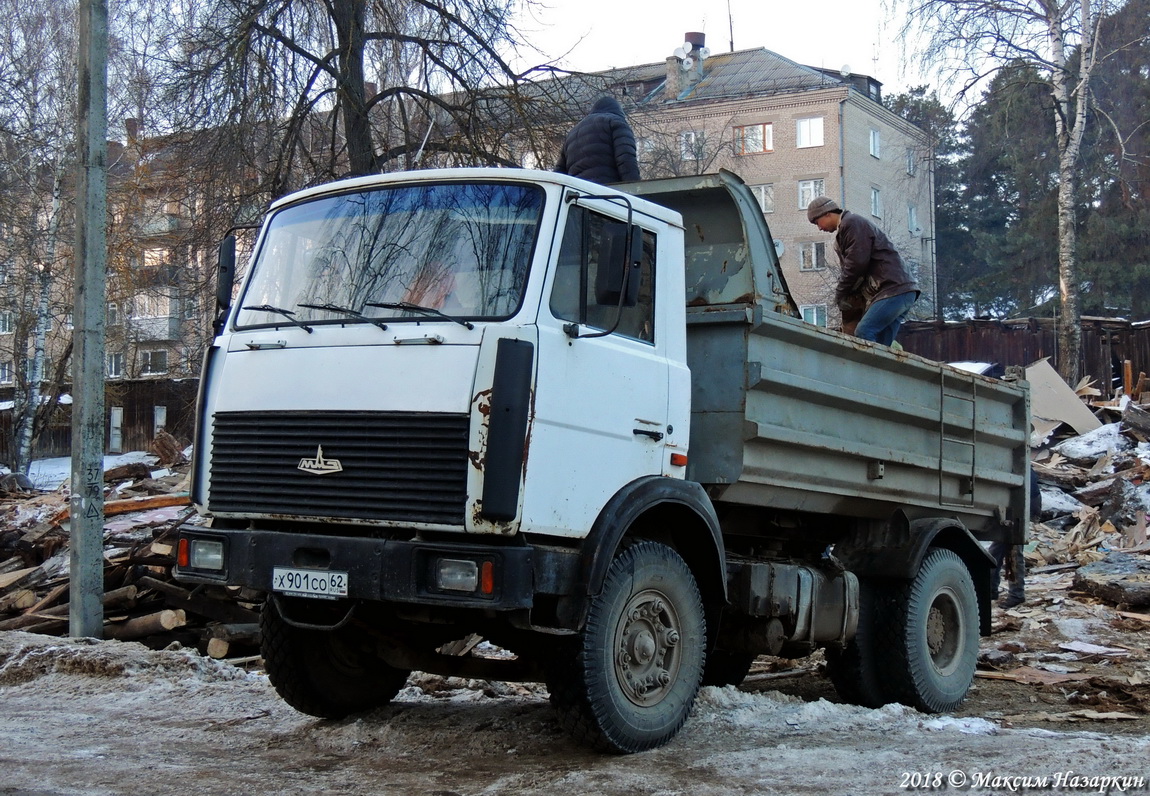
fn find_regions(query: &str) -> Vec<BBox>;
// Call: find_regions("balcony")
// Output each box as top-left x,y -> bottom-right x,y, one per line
129,315 -> 181,341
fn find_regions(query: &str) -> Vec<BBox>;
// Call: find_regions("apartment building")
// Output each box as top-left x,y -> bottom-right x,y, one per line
544,35 -> 937,327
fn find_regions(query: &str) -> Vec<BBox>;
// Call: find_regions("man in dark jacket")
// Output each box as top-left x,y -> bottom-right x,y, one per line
807,196 -> 919,346
555,96 -> 640,184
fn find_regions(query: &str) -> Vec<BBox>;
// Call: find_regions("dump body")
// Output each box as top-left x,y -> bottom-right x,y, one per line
620,172 -> 1028,543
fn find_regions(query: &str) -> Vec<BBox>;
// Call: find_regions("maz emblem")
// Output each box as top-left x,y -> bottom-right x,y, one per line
298,445 -> 343,474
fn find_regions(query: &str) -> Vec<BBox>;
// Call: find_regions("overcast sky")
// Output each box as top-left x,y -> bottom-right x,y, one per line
511,0 -> 929,95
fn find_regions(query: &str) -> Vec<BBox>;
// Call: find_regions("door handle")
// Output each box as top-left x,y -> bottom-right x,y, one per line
632,428 -> 664,441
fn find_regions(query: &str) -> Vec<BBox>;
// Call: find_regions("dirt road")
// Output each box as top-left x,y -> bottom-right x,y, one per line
1,631 -> 1146,796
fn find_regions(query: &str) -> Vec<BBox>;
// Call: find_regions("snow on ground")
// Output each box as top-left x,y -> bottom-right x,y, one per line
0,631 -> 1146,796
24,451 -> 160,491
1052,423 -> 1134,462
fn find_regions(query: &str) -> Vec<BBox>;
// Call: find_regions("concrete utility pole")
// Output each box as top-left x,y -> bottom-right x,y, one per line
70,0 -> 109,639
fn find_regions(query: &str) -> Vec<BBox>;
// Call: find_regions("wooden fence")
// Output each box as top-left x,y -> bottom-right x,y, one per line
899,317 -> 1150,399
0,378 -> 199,465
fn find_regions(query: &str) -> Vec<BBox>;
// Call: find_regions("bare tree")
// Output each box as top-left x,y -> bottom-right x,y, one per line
0,1 -> 79,472
899,0 -> 1119,382
162,0 -> 555,196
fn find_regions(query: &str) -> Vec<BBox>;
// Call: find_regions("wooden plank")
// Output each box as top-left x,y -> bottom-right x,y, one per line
54,492 -> 190,522
0,567 -> 39,591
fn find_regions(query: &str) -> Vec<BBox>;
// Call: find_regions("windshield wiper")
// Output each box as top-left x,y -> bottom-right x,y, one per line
298,303 -> 389,332
366,301 -> 475,330
241,304 -> 313,334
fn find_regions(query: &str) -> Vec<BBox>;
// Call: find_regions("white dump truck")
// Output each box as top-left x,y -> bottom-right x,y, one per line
175,167 -> 1029,753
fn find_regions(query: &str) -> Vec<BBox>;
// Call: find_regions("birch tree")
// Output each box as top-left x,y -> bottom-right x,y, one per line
0,1 -> 78,472
900,0 -> 1112,382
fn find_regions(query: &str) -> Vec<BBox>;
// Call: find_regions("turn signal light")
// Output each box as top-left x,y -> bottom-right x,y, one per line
670,453 -> 688,467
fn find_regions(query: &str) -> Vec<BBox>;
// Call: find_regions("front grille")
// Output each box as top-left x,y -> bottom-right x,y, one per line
208,411 -> 469,525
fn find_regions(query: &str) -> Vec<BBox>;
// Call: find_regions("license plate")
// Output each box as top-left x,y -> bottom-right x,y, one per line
271,567 -> 349,599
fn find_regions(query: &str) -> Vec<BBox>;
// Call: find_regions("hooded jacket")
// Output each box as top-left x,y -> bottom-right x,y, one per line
555,96 -> 641,184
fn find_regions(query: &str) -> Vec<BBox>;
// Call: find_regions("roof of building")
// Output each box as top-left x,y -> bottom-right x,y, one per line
569,46 -> 876,108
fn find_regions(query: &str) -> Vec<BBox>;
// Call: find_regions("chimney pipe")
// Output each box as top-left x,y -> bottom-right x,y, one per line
125,118 -> 140,143
685,32 -> 705,51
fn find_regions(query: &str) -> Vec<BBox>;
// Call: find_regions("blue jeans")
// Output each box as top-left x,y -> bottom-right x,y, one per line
854,291 -> 918,346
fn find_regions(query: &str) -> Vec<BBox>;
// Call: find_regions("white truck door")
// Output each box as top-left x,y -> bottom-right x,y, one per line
523,203 -> 670,538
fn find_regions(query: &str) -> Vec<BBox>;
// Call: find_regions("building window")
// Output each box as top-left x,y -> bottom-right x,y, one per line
869,129 -> 881,158
107,352 -> 124,378
140,349 -> 168,375
799,242 -> 827,271
751,184 -> 775,213
800,304 -> 828,327
796,117 -> 824,148
107,302 -> 120,326
734,123 -> 772,155
0,265 -> 7,285
679,130 -> 703,161
908,205 -> 919,235
871,187 -> 882,218
798,179 -> 826,209
0,312 -> 12,334
906,148 -> 917,176
0,361 -> 11,383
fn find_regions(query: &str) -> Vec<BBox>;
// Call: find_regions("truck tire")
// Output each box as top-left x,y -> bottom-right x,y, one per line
261,599 -> 410,719
825,578 -> 895,708
885,548 -> 979,713
547,541 -> 706,753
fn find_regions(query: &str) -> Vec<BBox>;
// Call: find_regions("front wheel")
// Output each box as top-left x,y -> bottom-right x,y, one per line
884,548 -> 979,713
548,541 -> 706,753
261,598 -> 411,719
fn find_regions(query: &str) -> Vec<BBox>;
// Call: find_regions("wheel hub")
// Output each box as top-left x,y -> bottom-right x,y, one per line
615,589 -> 681,707
926,588 -> 963,675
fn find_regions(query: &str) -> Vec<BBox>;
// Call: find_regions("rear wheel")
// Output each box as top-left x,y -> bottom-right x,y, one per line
825,578 -> 896,708
883,548 -> 979,713
548,541 -> 706,753
261,599 -> 411,719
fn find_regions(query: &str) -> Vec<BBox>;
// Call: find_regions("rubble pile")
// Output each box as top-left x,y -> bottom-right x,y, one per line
972,387 -> 1150,723
0,433 -> 261,660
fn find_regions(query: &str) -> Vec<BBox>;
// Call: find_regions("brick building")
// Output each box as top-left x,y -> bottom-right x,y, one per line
541,35 -> 937,327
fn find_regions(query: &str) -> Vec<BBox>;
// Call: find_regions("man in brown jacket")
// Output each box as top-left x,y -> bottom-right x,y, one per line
807,196 -> 919,346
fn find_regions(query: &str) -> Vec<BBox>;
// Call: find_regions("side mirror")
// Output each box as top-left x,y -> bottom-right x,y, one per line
214,235 -> 237,333
594,223 -> 642,308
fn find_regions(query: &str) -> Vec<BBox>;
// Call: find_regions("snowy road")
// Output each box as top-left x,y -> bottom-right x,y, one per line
1,632 -> 1146,796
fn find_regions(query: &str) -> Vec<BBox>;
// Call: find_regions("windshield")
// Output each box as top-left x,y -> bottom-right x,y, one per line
236,181 -> 544,329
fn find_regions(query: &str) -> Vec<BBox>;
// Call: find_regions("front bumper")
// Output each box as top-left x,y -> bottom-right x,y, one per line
174,526 -> 571,612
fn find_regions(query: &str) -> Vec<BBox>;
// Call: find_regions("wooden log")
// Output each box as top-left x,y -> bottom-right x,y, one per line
0,585 -> 139,631
206,637 -> 232,659
208,622 -> 261,642
104,608 -> 187,640
0,588 -> 37,613
136,575 -> 260,624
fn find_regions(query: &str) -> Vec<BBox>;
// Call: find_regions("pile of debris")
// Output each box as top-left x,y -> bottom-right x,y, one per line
967,360 -> 1150,723
0,432 -> 261,660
